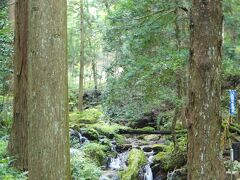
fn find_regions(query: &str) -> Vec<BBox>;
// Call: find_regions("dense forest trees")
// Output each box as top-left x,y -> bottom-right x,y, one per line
1,0 -> 240,179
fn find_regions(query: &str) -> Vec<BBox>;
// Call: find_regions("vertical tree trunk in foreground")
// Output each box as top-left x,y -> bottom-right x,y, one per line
78,0 -> 84,111
8,0 -> 28,170
27,0 -> 71,179
186,0 -> 225,179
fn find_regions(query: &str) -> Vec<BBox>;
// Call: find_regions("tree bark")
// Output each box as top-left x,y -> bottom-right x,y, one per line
92,58 -> 98,92
8,0 -> 15,24
8,0 -> 28,170
78,0 -> 84,111
186,0 -> 225,179
27,0 -> 71,179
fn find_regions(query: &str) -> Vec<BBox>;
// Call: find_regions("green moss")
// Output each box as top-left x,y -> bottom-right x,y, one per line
69,108 -> 103,127
115,134 -> 126,145
120,149 -> 147,180
153,137 -> 187,171
136,126 -> 155,131
143,135 -> 160,141
91,122 -> 128,139
152,144 -> 166,149
81,128 -> 99,141
99,138 -> 112,150
82,143 -> 108,166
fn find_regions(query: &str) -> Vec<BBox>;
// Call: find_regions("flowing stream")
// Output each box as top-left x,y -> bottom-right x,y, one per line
143,150 -> 154,180
100,145 -> 154,180
70,129 -> 157,180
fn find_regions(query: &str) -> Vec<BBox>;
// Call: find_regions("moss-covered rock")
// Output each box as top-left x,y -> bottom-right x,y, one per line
143,134 -> 160,141
120,149 -> 147,180
153,137 -> 187,171
82,143 -> 108,166
136,126 -> 155,131
69,108 -> 103,127
115,134 -> 126,145
91,122 -> 127,139
81,128 -> 99,141
99,138 -> 112,151
152,144 -> 166,153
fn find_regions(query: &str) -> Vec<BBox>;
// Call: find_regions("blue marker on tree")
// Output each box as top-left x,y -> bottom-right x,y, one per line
229,90 -> 237,116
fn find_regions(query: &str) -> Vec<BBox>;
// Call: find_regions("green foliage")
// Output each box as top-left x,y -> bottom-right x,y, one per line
115,134 -> 126,145
0,140 -> 27,180
120,148 -> 147,180
101,0 -> 188,122
154,136 -> 187,171
82,143 -> 108,166
0,97 -> 13,129
71,150 -> 102,180
224,160 -> 240,172
0,6 -> 13,96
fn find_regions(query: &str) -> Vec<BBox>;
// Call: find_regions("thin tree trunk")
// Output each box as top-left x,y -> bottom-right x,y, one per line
78,0 -> 84,111
27,0 -> 71,179
186,0 -> 225,179
92,58 -> 98,92
8,0 -> 28,170
172,0 -> 182,148
8,0 -> 15,25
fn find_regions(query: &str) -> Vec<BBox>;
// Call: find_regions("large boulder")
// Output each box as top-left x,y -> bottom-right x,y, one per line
120,149 -> 147,180
69,108 -> 103,128
80,128 -> 99,141
143,135 -> 160,141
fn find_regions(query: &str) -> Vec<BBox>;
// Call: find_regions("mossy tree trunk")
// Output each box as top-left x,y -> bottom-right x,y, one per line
27,0 -> 71,179
78,0 -> 84,111
8,0 -> 28,170
186,0 -> 225,179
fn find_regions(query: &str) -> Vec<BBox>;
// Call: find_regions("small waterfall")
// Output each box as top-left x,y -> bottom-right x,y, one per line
78,132 -> 89,146
70,129 -> 89,147
144,164 -> 153,180
100,151 -> 129,180
109,151 -> 129,170
143,151 -> 154,180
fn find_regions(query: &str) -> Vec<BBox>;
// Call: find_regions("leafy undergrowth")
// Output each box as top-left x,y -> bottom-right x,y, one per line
71,149 -> 102,180
0,140 -> 27,180
154,136 -> 187,172
82,143 -> 108,166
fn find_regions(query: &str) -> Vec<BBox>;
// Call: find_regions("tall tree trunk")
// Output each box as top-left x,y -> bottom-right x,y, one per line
186,0 -> 225,179
8,0 -> 15,24
78,0 -> 84,111
8,0 -> 28,170
27,0 -> 71,179
92,58 -> 98,92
